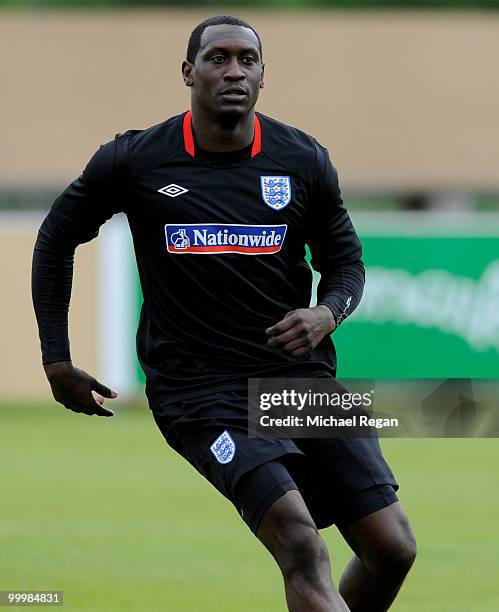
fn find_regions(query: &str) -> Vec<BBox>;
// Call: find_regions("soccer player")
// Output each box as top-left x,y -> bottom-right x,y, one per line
32,16 -> 416,612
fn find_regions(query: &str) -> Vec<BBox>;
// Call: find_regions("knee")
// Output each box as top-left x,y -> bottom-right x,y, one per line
256,490 -> 331,582
367,530 -> 417,581
276,522 -> 330,580
388,531 -> 417,576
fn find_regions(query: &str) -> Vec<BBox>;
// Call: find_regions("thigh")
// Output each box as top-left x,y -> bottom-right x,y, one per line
255,488 -> 320,561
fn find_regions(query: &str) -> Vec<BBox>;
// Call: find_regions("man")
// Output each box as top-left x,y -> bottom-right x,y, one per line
32,15 -> 416,612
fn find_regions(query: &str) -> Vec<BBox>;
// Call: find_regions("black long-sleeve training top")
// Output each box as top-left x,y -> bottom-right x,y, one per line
32,111 -> 365,409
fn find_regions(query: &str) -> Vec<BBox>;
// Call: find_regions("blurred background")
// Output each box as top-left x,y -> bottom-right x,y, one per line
2,2 -> 499,611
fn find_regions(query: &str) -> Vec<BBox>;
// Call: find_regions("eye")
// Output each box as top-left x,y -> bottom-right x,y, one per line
211,55 -> 225,64
242,56 -> 257,65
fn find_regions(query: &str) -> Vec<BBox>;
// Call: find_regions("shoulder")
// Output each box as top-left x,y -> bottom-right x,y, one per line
81,139 -> 117,189
259,113 -> 319,155
117,113 -> 184,174
119,113 -> 183,146
258,113 -> 332,183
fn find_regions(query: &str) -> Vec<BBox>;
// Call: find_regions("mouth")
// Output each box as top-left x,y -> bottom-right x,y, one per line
219,87 -> 248,95
218,88 -> 248,102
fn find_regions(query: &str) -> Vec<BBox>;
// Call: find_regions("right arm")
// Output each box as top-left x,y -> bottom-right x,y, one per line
32,138 -> 124,416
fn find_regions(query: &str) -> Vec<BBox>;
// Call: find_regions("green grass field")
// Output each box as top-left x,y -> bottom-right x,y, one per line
2,402 -> 498,611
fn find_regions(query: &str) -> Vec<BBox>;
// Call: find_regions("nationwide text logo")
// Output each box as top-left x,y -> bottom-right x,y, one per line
165,223 -> 287,255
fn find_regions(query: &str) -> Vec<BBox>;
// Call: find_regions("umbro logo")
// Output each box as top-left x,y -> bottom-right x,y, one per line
157,184 -> 189,198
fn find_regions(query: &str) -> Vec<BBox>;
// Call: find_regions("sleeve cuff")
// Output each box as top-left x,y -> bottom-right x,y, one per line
317,302 -> 338,330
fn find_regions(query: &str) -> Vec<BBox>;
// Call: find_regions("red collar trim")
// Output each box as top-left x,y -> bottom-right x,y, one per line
182,110 -> 262,158
251,114 -> 262,158
182,110 -> 195,157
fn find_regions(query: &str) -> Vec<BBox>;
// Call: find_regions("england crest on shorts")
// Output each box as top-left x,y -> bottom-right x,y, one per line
260,176 -> 292,210
210,430 -> 236,464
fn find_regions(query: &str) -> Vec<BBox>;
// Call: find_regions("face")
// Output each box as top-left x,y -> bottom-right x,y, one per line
182,24 -> 264,119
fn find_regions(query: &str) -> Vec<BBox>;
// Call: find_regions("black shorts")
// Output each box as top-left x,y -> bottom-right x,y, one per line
153,390 -> 399,533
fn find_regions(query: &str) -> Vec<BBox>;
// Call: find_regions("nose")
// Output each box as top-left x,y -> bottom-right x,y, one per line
223,57 -> 245,81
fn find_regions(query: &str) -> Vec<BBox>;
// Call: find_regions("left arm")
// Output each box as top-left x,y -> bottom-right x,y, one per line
266,145 -> 365,356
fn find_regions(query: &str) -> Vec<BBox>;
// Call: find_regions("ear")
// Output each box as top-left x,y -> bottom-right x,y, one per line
182,60 -> 194,87
259,62 -> 265,90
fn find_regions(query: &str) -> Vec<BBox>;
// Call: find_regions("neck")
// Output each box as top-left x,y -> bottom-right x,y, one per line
190,103 -> 255,153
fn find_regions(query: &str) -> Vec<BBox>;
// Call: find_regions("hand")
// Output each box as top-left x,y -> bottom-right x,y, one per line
44,361 -> 118,417
265,305 -> 337,357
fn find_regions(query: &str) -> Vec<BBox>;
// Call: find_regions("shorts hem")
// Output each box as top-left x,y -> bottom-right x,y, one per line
247,480 -> 298,534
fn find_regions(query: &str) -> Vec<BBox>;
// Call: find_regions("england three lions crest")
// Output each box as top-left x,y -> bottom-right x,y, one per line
210,430 -> 236,464
260,176 -> 292,210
